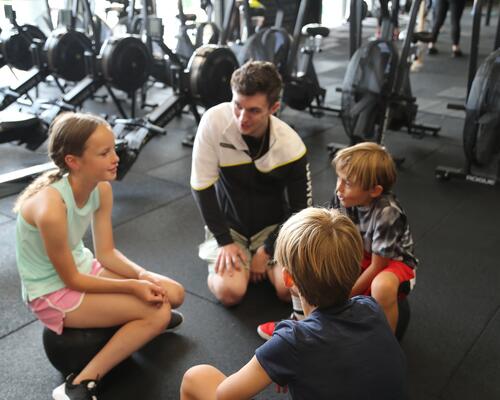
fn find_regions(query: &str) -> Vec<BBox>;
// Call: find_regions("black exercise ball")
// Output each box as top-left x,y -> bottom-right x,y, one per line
43,326 -> 118,376
395,297 -> 411,341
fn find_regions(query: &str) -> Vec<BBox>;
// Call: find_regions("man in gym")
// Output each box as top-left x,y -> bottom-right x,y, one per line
190,61 -> 312,307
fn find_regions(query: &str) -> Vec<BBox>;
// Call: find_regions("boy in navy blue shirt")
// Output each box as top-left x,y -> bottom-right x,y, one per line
180,207 -> 407,400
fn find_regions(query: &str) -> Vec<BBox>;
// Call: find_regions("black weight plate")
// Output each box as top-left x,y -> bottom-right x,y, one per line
188,45 -> 238,108
45,29 -> 93,82
100,35 -> 151,93
1,24 -> 46,70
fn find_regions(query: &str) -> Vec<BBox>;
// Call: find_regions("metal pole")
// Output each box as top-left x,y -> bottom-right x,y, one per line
286,0 -> 309,77
494,7 -> 500,50
393,0 -> 421,97
128,0 -> 136,32
485,0 -> 493,26
349,0 -> 362,58
220,0 -> 236,44
467,0 -> 484,99
45,0 -> 54,30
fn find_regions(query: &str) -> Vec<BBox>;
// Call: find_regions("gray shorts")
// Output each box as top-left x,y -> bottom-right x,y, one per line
198,225 -> 278,274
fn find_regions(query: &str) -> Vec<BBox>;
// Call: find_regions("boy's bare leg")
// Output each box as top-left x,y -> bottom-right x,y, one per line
180,365 -> 226,400
370,271 -> 400,332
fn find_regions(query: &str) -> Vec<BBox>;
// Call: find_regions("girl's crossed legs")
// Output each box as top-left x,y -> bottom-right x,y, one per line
64,268 -> 184,384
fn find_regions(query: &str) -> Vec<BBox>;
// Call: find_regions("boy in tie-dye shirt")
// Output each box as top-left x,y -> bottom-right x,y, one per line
331,142 -> 417,333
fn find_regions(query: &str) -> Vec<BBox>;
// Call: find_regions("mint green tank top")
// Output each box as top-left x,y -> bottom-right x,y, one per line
15,176 -> 100,302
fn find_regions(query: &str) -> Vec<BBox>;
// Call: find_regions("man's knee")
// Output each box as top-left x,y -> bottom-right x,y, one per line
208,275 -> 247,306
216,285 -> 247,306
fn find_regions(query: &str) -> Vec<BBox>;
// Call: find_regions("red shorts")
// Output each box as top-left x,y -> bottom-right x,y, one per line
28,260 -> 103,334
361,252 -> 415,298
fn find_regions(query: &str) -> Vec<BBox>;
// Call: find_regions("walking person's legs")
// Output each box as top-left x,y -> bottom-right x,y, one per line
429,0 -> 450,53
449,0 -> 467,55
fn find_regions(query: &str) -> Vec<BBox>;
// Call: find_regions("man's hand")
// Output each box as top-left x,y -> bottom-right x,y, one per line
250,246 -> 270,283
215,243 -> 247,276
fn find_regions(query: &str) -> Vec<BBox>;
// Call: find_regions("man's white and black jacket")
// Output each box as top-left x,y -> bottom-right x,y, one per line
190,103 -> 312,256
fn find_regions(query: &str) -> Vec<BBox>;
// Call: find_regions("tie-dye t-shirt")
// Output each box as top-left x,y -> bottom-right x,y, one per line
331,192 -> 418,269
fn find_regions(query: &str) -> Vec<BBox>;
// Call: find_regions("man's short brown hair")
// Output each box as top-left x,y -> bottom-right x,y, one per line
275,207 -> 363,308
230,61 -> 282,106
333,142 -> 397,192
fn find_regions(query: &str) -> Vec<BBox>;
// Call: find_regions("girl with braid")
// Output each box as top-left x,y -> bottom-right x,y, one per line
14,112 -> 184,400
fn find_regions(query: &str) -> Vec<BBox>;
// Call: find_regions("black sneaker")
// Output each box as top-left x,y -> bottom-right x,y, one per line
427,47 -> 438,55
165,309 -> 184,332
52,373 -> 98,400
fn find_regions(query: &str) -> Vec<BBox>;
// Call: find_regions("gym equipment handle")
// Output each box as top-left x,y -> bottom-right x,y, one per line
447,103 -> 466,111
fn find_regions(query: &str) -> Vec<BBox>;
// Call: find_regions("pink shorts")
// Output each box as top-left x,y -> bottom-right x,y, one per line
28,260 -> 104,335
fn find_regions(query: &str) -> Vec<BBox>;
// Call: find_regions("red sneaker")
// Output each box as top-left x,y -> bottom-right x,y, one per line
257,321 -> 277,341
257,313 -> 299,341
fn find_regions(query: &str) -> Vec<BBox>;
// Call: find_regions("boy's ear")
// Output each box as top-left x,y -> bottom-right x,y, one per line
282,268 -> 295,288
370,185 -> 384,198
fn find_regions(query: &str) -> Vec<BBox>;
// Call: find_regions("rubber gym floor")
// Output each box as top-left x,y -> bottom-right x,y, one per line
1,8 -> 499,400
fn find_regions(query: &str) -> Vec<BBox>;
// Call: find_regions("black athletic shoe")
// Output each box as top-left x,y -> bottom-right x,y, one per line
427,47 -> 438,55
452,49 -> 463,58
165,310 -> 184,332
52,373 -> 98,400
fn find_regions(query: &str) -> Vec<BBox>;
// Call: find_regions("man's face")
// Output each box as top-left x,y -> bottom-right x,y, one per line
231,91 -> 279,138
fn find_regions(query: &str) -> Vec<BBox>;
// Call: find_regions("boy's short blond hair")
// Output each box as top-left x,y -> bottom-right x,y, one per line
275,207 -> 363,308
333,142 -> 396,191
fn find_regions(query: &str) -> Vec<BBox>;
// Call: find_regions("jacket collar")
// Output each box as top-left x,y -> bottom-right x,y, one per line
220,115 -> 278,152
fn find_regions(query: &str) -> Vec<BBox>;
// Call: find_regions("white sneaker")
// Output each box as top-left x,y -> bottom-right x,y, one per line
52,374 -> 98,400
